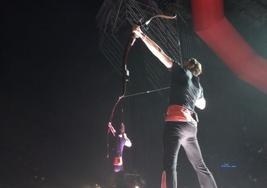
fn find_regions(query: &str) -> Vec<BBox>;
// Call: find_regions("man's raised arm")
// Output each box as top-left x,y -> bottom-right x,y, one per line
132,25 -> 174,69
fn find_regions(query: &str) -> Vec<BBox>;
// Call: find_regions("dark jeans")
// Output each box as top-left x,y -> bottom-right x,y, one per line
114,171 -> 127,188
163,121 -> 217,188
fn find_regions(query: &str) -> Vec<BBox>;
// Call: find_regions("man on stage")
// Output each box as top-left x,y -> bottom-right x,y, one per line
108,122 -> 132,188
113,122 -> 132,173
132,25 -> 217,188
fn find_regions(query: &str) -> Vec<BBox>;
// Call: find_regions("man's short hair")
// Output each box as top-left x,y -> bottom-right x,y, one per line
184,58 -> 202,76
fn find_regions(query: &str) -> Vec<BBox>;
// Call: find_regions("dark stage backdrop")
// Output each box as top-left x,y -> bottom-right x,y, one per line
2,1 -> 267,188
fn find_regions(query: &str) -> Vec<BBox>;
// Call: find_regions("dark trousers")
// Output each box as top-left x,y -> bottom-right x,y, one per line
115,171 -> 126,188
163,122 -> 217,188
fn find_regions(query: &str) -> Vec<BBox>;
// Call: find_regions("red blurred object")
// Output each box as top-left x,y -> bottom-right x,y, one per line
192,0 -> 267,94
161,171 -> 166,188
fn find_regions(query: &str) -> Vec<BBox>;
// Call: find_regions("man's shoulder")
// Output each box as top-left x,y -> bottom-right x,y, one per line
172,63 -> 185,72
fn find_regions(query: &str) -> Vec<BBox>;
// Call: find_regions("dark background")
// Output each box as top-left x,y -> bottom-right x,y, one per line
2,0 -> 267,188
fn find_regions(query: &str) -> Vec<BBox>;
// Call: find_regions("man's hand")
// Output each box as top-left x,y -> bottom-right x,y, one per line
195,97 -> 206,110
108,122 -> 116,136
124,133 -> 132,147
132,24 -> 143,39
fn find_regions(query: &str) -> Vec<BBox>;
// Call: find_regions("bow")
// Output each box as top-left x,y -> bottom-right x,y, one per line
143,14 -> 177,26
110,13 -> 177,115
106,13 -> 176,158
121,13 -> 177,94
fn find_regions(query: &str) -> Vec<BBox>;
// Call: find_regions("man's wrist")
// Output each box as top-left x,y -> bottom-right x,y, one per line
140,33 -> 146,40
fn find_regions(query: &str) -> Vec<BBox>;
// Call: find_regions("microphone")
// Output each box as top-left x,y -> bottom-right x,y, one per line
130,22 -> 141,46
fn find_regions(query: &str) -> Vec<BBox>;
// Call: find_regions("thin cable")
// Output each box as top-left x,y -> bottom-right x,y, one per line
123,86 -> 170,98
112,0 -> 124,33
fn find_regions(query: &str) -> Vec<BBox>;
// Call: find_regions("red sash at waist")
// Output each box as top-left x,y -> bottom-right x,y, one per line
165,105 -> 196,123
113,156 -> 123,166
